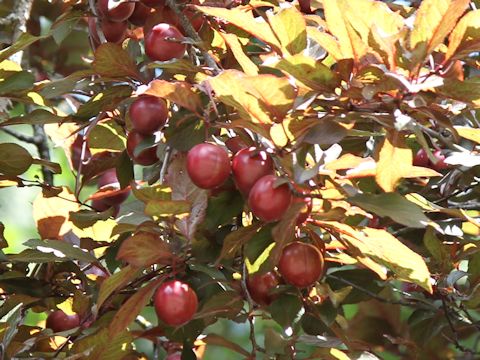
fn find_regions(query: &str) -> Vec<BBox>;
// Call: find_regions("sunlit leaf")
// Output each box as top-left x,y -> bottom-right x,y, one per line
117,232 -> 173,267
375,131 -> 412,192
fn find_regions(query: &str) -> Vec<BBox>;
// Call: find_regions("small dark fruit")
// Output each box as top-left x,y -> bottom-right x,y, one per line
413,148 -> 429,167
154,280 -> 198,326
432,149 -> 450,170
129,2 -> 151,26
129,95 -> 168,134
145,23 -> 186,61
248,175 -> 292,222
246,271 -> 280,306
278,241 -> 324,288
232,147 -> 274,195
186,143 -> 231,189
97,0 -> 135,22
46,310 -> 80,332
126,130 -> 159,165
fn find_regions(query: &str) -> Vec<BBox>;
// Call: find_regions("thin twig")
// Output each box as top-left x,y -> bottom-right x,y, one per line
0,128 -> 38,143
164,0 -> 222,74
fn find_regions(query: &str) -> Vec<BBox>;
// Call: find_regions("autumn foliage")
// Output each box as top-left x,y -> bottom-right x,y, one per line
1,0 -> 480,359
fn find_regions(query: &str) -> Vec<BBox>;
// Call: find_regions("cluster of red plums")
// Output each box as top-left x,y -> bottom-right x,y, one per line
186,142 -> 312,223
413,148 -> 450,171
88,0 -> 203,62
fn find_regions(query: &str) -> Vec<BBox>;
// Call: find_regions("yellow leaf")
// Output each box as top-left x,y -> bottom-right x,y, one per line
206,70 -> 272,124
33,187 -> 79,240
318,221 -> 432,292
446,10 -> 480,60
143,80 -> 202,114
271,54 -> 337,91
267,6 -> 307,55
220,32 -> 259,76
454,126 -> 480,143
322,0 -> 354,59
240,74 -> 296,122
410,0 -> 470,65
307,27 -> 343,60
375,131 -> 412,192
196,6 -> 281,51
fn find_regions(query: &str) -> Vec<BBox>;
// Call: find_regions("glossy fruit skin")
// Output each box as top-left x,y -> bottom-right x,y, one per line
413,148 -> 429,167
295,196 -> 312,225
141,0 -> 166,7
145,23 -> 186,61
129,2 -> 151,26
248,175 -> 292,222
232,147 -> 274,195
46,310 -> 80,332
154,280 -> 198,326
97,0 -> 135,22
126,130 -> 159,165
129,95 -> 168,135
186,143 -> 231,189
246,271 -> 280,306
278,242 -> 324,288
71,135 -> 91,170
432,150 -> 449,170
97,169 -> 130,206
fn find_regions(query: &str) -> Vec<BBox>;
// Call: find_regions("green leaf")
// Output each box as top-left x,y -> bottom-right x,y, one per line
37,70 -> 94,99
145,200 -> 191,217
0,33 -> 45,62
117,232 -> 173,267
51,10 -> 83,45
409,0 -> 470,66
270,54 -> 337,91
320,221 -> 432,292
31,158 -> 62,174
327,269 -> 383,304
93,43 -> 140,79
109,278 -> 162,337
423,227 -> 451,271
73,328 -> 133,360
88,121 -> 126,153
0,109 -> 69,126
268,294 -> 303,328
195,290 -> 243,320
0,70 -> 35,95
75,85 -> 132,120
218,223 -> 261,260
0,143 -> 33,176
267,6 -> 307,55
97,265 -> 141,309
446,10 -> 480,60
205,190 -> 244,230
200,334 -> 250,357
349,193 -> 430,228
69,208 -> 116,229
22,239 -> 98,263
438,77 -> 480,106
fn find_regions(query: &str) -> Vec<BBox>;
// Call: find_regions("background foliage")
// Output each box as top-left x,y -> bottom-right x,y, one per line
1,0 -> 480,359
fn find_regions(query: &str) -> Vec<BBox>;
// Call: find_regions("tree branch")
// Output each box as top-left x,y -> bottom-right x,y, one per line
0,127 -> 37,143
